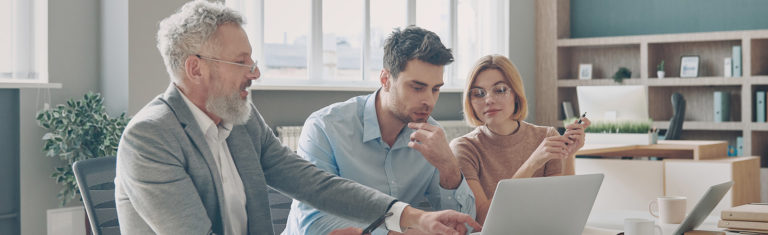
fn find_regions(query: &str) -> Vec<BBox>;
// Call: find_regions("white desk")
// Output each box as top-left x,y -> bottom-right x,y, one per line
582,210 -> 740,235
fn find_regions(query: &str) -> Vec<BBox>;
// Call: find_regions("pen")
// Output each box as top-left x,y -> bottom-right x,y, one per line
578,112 -> 587,124
362,212 -> 393,234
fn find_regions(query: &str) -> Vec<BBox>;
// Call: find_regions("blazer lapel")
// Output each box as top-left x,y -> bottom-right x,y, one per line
227,126 -> 273,233
160,84 -> 228,219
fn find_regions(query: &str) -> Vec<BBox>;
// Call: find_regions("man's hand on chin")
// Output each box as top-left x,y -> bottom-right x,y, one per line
407,122 -> 462,189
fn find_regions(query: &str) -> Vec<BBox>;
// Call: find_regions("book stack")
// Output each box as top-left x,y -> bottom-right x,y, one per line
718,204 -> 768,233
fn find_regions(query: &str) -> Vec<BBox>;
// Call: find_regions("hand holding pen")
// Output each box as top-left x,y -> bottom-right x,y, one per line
563,112 -> 590,155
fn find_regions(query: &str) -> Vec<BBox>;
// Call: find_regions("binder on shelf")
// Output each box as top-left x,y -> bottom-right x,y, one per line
721,204 -> 768,222
757,91 -> 766,123
724,57 -> 732,78
737,136 -> 743,157
733,46 -> 742,77
714,91 -> 730,122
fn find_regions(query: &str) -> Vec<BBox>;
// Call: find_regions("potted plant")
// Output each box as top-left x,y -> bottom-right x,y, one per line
37,92 -> 129,233
613,67 -> 632,83
37,92 -> 129,205
566,118 -> 657,145
657,60 -> 666,79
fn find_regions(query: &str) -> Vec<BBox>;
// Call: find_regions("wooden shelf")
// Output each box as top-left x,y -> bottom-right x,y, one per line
653,121 -> 744,131
750,123 -> 768,131
537,0 -> 768,167
646,77 -> 743,86
749,76 -> 768,85
557,77 -> 744,87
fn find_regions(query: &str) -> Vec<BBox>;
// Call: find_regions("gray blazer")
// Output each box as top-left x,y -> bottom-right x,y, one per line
115,84 -> 396,234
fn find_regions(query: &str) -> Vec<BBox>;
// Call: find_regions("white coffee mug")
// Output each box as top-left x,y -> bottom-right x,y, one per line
649,196 -> 687,224
624,218 -> 662,235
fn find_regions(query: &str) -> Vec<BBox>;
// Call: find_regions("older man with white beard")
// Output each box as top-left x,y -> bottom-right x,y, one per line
113,1 -> 481,235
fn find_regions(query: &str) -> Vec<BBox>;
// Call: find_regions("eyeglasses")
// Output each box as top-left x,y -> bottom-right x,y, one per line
469,84 -> 512,101
195,54 -> 258,74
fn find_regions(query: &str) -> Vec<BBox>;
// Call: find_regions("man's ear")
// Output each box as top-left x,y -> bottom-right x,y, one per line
380,69 -> 391,91
184,55 -> 203,84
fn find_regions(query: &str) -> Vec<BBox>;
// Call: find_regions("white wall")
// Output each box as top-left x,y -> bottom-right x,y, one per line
127,0 -> 188,114
101,0 -> 187,116
509,0 -> 537,123
20,1 -> 100,235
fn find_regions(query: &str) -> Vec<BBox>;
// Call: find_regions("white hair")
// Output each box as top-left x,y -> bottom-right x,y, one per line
156,0 -> 244,83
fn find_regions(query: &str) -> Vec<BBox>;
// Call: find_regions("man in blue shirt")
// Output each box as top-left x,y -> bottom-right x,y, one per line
283,26 -> 475,235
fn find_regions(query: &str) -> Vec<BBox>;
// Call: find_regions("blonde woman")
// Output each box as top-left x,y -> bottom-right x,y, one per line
449,55 -> 591,224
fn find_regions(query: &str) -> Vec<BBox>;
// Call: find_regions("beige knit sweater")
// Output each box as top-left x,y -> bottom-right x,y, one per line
449,121 -> 563,199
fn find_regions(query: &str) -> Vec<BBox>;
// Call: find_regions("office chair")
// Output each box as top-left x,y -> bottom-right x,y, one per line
73,156 -> 120,235
665,92 -> 686,140
267,187 -> 292,234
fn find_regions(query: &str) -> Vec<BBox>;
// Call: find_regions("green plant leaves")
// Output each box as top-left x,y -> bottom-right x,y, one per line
564,118 -> 653,134
36,92 -> 130,206
612,67 -> 632,83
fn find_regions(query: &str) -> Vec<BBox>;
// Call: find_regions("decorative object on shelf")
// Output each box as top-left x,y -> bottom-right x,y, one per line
665,92 -> 686,140
714,91 -> 730,122
579,63 -> 592,80
657,60 -> 666,79
736,136 -> 743,156
566,118 -> 657,145
36,92 -> 130,206
724,57 -> 733,78
562,101 -> 575,119
612,67 -> 631,83
732,45 -> 742,77
680,55 -> 700,78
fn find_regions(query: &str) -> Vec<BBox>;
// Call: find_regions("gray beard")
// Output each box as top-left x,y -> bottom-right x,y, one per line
205,90 -> 252,125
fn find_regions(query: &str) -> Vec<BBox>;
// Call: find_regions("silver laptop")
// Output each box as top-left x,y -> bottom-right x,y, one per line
670,181 -> 733,235
471,174 -> 604,235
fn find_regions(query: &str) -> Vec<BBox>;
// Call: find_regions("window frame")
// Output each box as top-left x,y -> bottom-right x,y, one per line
0,0 -> 48,84
227,0 -> 508,92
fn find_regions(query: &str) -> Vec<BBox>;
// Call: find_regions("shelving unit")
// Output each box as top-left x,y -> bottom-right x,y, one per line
536,0 -> 768,167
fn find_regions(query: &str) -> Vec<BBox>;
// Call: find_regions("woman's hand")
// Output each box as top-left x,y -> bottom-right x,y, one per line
529,135 -> 570,167
563,116 -> 591,155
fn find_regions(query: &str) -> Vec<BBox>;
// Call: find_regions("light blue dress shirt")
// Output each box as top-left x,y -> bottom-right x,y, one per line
282,90 -> 475,235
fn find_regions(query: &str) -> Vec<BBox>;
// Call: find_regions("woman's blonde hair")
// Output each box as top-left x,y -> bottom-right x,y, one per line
462,54 -> 528,127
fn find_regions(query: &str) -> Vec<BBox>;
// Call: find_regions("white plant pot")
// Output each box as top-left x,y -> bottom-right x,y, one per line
585,132 -> 657,146
657,71 -> 665,79
47,206 -> 86,235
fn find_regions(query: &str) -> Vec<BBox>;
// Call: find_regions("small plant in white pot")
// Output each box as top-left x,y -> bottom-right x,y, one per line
36,92 -> 129,234
566,118 -> 657,145
657,60 -> 666,79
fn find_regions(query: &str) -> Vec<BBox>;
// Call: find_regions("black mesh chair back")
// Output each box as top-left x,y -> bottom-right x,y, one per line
72,156 -> 120,235
267,187 -> 292,234
666,92 -> 686,140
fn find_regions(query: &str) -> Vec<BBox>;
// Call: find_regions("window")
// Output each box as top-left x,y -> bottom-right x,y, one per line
322,0 -> 363,81
227,0 -> 508,90
368,0 -> 406,81
262,0 -> 309,81
0,0 -> 48,83
456,0 -> 508,86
